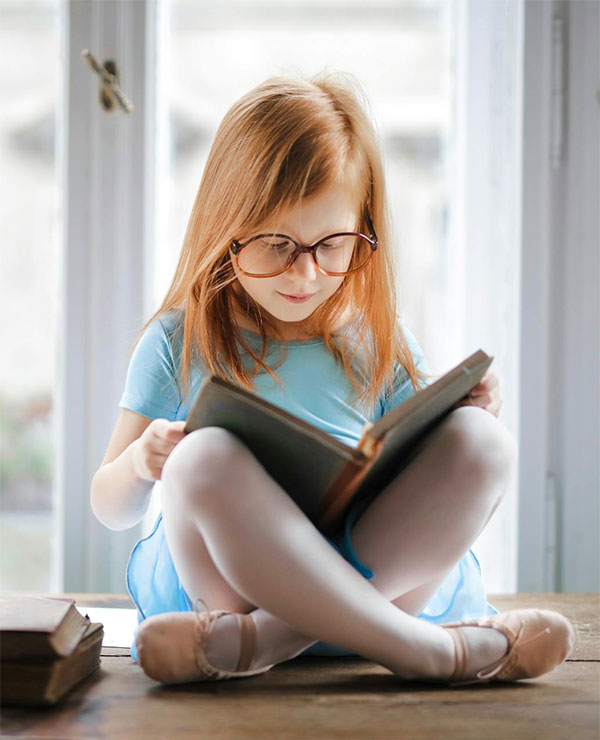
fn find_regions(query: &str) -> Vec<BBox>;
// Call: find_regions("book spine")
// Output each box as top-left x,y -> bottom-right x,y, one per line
316,433 -> 384,535
356,424 -> 379,456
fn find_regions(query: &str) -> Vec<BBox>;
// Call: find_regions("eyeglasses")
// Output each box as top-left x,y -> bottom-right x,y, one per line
230,211 -> 378,278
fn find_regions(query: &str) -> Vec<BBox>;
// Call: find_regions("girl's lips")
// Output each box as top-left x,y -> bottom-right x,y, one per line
277,291 -> 315,302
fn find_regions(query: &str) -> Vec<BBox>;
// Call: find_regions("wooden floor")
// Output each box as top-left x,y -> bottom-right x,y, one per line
1,593 -> 598,739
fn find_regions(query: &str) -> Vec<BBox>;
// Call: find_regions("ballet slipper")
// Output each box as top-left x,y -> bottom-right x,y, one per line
136,597 -> 275,684
442,608 -> 575,687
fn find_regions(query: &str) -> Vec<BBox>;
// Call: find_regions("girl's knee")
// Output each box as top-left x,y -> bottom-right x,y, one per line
161,426 -> 244,496
443,406 -> 518,483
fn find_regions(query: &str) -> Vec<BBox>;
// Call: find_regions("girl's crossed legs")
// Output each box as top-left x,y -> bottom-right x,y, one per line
155,406 -> 517,681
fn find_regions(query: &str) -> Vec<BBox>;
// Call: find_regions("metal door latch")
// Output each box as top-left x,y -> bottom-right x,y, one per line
81,49 -> 135,114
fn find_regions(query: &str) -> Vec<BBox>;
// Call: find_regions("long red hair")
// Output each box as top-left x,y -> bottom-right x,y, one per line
131,72 -> 433,416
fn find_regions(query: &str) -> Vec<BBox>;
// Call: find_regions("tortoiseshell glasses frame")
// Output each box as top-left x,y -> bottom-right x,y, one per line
230,211 -> 378,278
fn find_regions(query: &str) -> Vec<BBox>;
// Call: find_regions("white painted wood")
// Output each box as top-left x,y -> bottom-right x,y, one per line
550,11 -> 565,171
553,0 -> 599,592
518,0 -> 599,592
448,0 -> 523,594
518,0 -> 555,592
56,0 -> 157,591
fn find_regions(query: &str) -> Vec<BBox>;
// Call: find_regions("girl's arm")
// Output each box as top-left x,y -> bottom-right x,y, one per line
90,409 -> 155,531
91,409 -> 186,531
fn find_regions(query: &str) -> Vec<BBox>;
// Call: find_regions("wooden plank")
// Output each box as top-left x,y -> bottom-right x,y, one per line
2,659 -> 597,740
3,592 -> 596,740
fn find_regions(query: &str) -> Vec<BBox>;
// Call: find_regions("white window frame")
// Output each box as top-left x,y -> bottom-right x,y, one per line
450,0 -> 524,594
55,0 -> 158,591
518,0 -> 600,592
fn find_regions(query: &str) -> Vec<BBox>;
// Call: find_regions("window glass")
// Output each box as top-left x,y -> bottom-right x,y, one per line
0,0 -> 61,592
157,0 -> 451,356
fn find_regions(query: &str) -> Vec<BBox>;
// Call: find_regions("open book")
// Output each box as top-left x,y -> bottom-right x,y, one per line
184,349 -> 493,537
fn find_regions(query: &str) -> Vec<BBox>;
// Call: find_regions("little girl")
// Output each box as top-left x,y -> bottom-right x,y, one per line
91,73 -> 573,686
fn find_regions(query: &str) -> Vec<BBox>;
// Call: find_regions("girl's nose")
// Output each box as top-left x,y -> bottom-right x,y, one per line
287,251 -> 318,281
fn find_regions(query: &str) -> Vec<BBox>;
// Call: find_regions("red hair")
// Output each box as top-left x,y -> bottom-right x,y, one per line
131,72 -> 433,416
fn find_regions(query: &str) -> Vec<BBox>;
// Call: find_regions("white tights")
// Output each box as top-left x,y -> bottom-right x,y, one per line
158,405 -> 517,680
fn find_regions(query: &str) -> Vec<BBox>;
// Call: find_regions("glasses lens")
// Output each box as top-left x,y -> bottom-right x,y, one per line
237,234 -> 373,276
315,234 -> 372,274
238,235 -> 296,276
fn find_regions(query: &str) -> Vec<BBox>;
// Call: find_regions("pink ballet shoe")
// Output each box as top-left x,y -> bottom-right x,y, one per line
442,608 -> 575,687
136,597 -> 275,684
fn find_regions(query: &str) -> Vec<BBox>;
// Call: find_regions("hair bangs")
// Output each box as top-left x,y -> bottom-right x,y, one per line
249,142 -> 370,239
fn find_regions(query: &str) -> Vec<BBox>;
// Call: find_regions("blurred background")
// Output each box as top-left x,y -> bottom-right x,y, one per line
0,0 -> 598,598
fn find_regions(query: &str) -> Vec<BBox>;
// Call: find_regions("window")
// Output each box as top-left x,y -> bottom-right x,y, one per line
10,0 -> 546,597
0,0 -> 61,592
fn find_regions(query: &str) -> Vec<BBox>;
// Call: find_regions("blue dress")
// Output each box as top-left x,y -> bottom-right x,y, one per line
120,309 -> 499,662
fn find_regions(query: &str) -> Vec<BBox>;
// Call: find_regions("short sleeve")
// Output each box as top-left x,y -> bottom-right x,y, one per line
118,318 -> 182,420
379,321 -> 433,416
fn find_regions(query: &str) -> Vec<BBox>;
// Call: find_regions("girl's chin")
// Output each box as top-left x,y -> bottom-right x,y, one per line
269,304 -> 317,323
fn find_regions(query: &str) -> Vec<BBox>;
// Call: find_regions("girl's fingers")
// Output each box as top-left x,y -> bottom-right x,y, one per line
145,452 -> 167,470
150,421 -> 186,450
454,388 -> 502,417
167,427 -> 187,441
163,421 -> 187,442
149,451 -> 168,463
139,452 -> 168,481
147,435 -> 177,455
453,397 -> 468,408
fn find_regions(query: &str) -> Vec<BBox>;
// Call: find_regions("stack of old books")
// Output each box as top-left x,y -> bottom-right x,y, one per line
0,595 -> 104,707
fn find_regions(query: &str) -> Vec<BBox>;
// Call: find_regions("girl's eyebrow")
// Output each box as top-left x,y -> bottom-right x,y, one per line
259,225 -> 356,242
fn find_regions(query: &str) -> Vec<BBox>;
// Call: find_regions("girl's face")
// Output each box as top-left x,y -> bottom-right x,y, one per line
230,186 -> 359,339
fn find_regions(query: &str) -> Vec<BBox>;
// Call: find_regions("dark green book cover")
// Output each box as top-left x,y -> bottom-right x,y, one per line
184,349 -> 492,537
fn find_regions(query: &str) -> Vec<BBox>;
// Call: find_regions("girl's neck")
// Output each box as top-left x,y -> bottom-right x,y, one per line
234,313 -> 317,342
232,308 -> 352,342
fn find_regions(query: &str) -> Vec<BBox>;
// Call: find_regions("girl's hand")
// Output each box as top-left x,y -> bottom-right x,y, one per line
453,370 -> 503,418
132,419 -> 187,482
